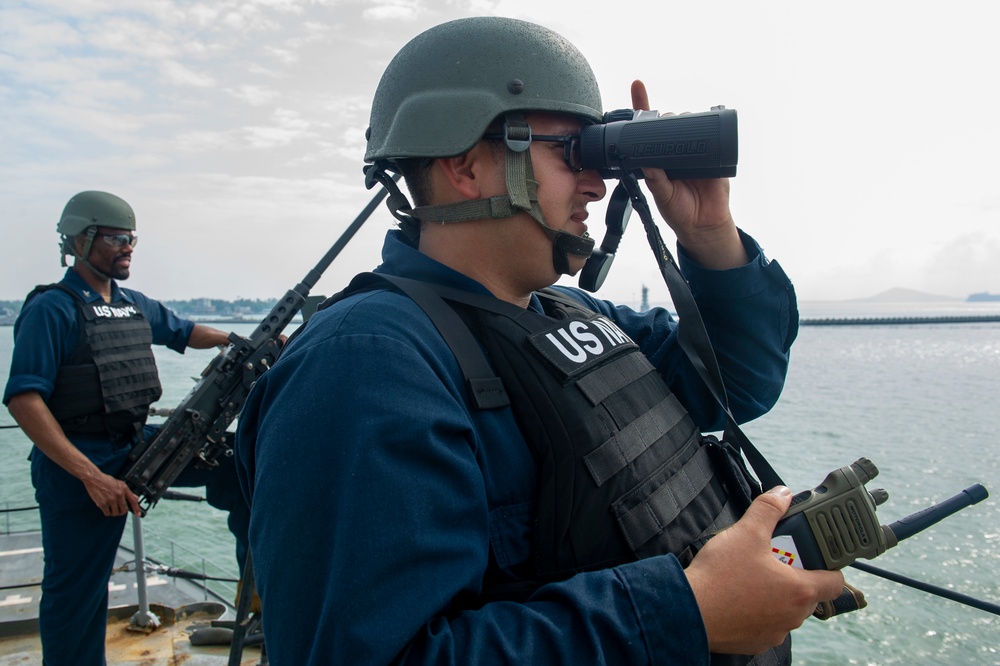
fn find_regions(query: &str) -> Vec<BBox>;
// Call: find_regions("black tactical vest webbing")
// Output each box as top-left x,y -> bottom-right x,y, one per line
328,273 -> 788,666
31,283 -> 163,436
336,275 -> 759,567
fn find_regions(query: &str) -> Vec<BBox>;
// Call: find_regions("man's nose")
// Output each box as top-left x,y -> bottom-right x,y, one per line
579,169 -> 607,202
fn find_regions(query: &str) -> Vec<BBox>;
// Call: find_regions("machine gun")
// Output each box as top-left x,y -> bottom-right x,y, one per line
120,182 -> 394,515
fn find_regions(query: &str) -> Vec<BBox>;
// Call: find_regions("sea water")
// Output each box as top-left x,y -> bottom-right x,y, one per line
1,305 -> 998,665
743,315 -> 1000,665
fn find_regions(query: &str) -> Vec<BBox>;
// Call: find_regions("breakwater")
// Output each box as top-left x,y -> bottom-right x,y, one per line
800,314 -> 1000,326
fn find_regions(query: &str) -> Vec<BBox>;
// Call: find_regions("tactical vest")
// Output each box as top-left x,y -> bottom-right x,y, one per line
30,283 -> 163,438
329,273 -> 788,666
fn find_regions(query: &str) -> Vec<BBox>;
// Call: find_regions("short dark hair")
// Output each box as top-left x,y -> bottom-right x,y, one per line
395,158 -> 433,208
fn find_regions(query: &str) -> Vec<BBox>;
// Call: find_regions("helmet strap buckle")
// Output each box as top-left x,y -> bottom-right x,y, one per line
500,115 -> 532,153
364,162 -> 422,240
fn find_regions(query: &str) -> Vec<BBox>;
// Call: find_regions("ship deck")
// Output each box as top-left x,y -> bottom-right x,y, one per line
0,529 -> 264,665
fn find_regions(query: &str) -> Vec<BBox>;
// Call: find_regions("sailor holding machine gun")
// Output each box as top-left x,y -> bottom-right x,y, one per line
3,190 -> 251,666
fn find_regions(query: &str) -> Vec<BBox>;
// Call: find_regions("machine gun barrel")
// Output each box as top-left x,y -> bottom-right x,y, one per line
245,178 -> 393,348
120,182 -> 395,514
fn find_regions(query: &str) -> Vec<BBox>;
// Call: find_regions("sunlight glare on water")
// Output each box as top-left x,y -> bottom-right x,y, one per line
2,315 -> 998,665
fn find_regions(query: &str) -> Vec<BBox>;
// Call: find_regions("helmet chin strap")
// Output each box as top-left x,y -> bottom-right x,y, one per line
383,113 -> 595,276
550,230 -> 594,274
62,227 -> 112,281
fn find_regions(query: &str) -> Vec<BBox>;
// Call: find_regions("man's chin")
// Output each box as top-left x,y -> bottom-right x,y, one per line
565,255 -> 588,277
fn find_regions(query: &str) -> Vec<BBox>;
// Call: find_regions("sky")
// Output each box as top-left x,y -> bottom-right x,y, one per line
2,0 -> 998,308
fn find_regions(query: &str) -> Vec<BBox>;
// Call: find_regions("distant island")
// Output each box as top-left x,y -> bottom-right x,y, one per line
853,287 -> 959,303
160,297 -> 282,319
0,297 -> 281,326
851,287 -> 1000,303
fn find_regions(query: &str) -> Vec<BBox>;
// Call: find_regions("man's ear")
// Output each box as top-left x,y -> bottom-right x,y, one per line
435,143 -> 499,201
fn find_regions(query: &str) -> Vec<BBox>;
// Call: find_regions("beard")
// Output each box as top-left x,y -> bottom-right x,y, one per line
108,255 -> 131,280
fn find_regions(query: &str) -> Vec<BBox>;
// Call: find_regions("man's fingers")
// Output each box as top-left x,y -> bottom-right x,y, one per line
755,487 -> 846,601
814,569 -> 848,602
113,478 -> 142,516
744,485 -> 793,530
126,492 -> 142,516
630,79 -> 650,111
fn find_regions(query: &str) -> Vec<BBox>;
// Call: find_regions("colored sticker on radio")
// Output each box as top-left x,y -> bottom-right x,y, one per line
770,535 -> 803,569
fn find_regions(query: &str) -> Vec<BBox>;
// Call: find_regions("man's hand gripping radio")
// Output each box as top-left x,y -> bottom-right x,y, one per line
771,457 -> 989,619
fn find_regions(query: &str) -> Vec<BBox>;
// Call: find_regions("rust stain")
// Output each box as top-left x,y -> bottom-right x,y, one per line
105,615 -> 174,663
0,612 -> 263,665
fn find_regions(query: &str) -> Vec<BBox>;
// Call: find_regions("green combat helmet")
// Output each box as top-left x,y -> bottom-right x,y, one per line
57,190 -> 136,278
364,16 -> 604,275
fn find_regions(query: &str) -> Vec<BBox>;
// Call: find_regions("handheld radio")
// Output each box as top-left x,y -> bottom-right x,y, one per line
771,457 -> 989,571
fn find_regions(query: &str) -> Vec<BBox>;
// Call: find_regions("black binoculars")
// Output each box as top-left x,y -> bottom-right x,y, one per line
580,106 -> 738,180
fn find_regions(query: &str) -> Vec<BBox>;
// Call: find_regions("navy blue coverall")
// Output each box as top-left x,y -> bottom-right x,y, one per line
236,229 -> 799,664
3,268 -> 250,666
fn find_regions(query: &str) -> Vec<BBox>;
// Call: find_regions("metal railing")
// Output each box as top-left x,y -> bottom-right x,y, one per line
1,502 -> 238,611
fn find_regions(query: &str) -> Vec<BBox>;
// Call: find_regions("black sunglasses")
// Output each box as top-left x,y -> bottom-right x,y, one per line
482,133 -> 584,173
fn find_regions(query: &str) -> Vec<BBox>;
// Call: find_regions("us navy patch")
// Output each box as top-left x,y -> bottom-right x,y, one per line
90,304 -> 139,319
81,301 -> 141,322
528,315 -> 638,379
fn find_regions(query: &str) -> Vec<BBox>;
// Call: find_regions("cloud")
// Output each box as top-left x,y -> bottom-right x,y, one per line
174,129 -> 240,153
362,0 -> 424,21
220,6 -> 279,32
159,59 -> 216,87
263,46 -> 300,65
242,108 -> 316,148
0,7 -> 82,56
2,0 -> 999,305
226,84 -> 280,106
89,16 -> 183,59
921,232 -> 1000,296
250,0 -> 306,11
969,195 -> 1000,215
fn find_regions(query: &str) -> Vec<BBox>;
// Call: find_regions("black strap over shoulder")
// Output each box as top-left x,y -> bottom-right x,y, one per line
319,273 -> 511,410
614,174 -> 785,492
25,281 -> 79,306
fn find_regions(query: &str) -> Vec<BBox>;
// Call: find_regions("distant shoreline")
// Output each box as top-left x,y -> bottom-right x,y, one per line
4,314 -> 1000,328
799,314 -> 1000,326
0,317 -> 305,327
